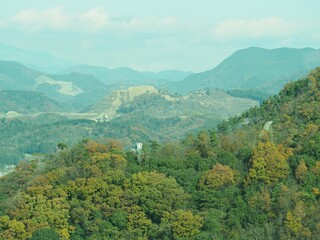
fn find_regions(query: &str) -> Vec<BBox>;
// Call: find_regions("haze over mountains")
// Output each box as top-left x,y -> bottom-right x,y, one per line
1,45 -> 320,115
62,65 -> 192,89
2,44 -> 320,102
0,43 -> 73,73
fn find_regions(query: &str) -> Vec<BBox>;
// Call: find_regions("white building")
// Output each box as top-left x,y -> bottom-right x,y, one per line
136,142 -> 143,151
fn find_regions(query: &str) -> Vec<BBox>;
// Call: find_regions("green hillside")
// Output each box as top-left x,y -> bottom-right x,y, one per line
167,47 -> 320,94
0,86 -> 257,165
0,61 -> 108,111
0,90 -> 64,114
0,68 -> 320,239
47,73 -> 108,111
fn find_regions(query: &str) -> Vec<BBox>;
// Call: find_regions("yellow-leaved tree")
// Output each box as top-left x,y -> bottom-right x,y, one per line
162,210 -> 204,240
199,164 -> 236,190
247,141 -> 292,184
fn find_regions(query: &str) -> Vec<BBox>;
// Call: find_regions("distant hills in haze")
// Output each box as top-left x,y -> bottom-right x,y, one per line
0,60 -> 192,111
1,46 -> 320,113
3,43 -> 319,97
0,42 -> 192,84
0,60 -> 108,111
1,45 -> 320,113
0,43 -> 73,73
166,47 -> 320,94
61,64 -> 192,90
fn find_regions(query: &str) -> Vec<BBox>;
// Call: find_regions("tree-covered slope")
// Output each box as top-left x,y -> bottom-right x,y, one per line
219,66 -> 320,142
0,90 -> 64,114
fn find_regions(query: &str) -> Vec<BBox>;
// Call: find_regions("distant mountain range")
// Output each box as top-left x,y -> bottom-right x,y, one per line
166,47 -> 320,94
0,60 -> 108,111
61,64 -> 192,90
3,43 -> 318,97
1,46 -> 320,114
0,60 -> 194,112
0,42 -> 192,83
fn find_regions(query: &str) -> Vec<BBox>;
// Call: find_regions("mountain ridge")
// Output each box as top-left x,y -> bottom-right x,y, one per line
61,64 -> 193,88
0,42 -> 73,73
166,47 -> 320,94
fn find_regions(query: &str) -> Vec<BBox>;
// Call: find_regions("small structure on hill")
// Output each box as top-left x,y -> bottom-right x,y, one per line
135,142 -> 143,152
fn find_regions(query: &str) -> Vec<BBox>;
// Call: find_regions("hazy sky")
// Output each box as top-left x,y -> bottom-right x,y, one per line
0,0 -> 319,72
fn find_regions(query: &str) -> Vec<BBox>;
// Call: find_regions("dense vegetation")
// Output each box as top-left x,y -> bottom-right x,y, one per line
0,89 -> 256,166
0,90 -> 64,114
0,68 -> 320,239
226,89 -> 271,103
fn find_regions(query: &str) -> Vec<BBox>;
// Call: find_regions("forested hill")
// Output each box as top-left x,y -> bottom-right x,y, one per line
0,90 -> 64,114
0,68 -> 320,239
219,66 -> 320,141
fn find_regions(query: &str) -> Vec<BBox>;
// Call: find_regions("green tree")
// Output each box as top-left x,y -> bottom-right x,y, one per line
295,160 -> 308,183
30,228 -> 61,240
125,171 -> 190,221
